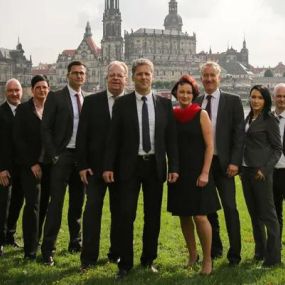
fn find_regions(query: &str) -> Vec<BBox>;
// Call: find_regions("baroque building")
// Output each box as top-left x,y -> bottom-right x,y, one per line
0,40 -> 32,101
54,0 -> 250,91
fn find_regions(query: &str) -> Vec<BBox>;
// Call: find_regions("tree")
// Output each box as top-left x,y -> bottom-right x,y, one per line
264,69 -> 274,77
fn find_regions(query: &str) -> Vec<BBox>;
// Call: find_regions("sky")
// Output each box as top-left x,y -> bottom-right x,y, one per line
0,0 -> 284,67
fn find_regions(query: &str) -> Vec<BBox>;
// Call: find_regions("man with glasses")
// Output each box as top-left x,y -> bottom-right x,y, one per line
41,61 -> 86,266
77,61 -> 128,271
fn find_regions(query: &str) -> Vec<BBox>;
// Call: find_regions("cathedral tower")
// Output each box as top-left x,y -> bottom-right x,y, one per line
101,0 -> 123,62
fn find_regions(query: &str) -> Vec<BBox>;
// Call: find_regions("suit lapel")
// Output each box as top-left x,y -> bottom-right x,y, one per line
216,91 -> 226,131
130,92 -> 140,139
63,86 -> 74,117
154,94 -> 161,137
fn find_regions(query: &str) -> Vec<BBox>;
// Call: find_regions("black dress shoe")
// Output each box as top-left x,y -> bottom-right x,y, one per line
68,242 -> 82,253
116,269 -> 129,279
262,260 -> 281,268
0,245 -> 3,256
142,264 -> 159,273
24,253 -> 36,260
211,251 -> 222,259
43,255 -> 54,266
108,256 -> 120,264
6,241 -> 21,248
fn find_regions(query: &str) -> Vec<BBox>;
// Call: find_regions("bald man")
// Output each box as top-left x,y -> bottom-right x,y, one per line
0,79 -> 24,255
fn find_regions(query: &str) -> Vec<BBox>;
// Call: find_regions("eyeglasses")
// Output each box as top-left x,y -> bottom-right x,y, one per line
69,71 -> 86,77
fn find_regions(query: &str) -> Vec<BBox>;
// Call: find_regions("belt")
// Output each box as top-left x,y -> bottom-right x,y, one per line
138,154 -> 155,161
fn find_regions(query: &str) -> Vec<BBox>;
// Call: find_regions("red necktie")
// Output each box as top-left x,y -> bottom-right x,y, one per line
75,93 -> 82,114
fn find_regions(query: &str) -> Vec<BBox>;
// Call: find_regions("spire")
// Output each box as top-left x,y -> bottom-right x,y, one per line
243,35 -> 247,49
164,0 -> 183,32
169,0 -> 178,14
84,21 -> 92,38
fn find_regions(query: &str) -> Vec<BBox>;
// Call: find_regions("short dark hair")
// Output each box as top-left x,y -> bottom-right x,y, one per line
67,61 -> 87,73
171,74 -> 200,99
31,74 -> 49,88
249,84 -> 272,120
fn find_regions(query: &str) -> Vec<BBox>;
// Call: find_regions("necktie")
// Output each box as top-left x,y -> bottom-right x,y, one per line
205,95 -> 212,119
75,93 -> 82,114
141,96 -> 151,153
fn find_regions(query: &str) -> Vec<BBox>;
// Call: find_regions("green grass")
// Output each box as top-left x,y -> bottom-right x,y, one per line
1,177 -> 285,284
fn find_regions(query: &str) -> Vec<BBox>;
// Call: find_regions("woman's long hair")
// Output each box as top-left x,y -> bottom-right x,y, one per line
248,85 -> 272,123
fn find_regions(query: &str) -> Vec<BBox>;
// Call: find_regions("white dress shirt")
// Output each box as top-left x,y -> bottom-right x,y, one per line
135,91 -> 155,155
66,84 -> 84,149
7,102 -> 17,116
274,110 -> 285,169
201,89 -> 220,155
107,89 -> 124,118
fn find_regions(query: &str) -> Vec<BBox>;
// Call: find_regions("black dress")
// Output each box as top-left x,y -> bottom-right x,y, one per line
167,109 -> 220,216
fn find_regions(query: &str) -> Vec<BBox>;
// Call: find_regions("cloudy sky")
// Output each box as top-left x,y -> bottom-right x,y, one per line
0,0 -> 284,67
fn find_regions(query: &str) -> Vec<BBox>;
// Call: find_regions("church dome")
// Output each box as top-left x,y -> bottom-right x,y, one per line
163,0 -> 183,32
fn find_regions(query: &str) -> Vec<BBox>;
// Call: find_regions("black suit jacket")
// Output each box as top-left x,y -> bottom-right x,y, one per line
13,98 -> 51,167
42,86 -> 78,158
76,90 -> 112,178
243,113 -> 282,175
104,92 -> 179,182
195,90 -> 245,172
0,102 -> 16,172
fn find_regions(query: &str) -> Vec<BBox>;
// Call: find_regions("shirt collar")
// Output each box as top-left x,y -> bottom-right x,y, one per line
107,89 -> 125,99
67,84 -> 82,97
7,101 -> 17,114
135,91 -> 153,101
275,109 -> 285,119
205,88 -> 220,99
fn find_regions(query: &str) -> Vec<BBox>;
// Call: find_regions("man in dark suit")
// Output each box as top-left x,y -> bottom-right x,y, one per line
0,79 -> 23,256
41,61 -> 86,266
195,61 -> 244,265
272,83 -> 285,243
103,58 -> 179,278
14,75 -> 51,260
77,61 -> 128,270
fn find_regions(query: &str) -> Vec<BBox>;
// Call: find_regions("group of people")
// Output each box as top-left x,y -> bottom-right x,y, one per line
0,58 -> 284,279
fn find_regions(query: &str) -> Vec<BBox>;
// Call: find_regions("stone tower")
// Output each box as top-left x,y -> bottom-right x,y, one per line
101,0 -> 123,62
240,37 -> 249,67
164,0 -> 183,32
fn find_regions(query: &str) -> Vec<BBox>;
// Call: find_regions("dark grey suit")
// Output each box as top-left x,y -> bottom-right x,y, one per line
241,113 -> 281,265
195,90 -> 244,263
76,90 -> 121,266
41,86 -> 84,256
104,92 -> 179,271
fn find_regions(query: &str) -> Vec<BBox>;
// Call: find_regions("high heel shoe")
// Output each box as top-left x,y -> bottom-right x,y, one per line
185,254 -> 200,268
200,259 -> 213,276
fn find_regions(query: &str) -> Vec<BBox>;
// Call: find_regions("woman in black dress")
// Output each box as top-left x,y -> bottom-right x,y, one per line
168,75 -> 220,275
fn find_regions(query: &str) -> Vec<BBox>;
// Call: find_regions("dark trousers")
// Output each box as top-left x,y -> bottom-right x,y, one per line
241,167 -> 281,264
273,168 -> 285,242
21,164 -> 51,255
41,150 -> 84,256
207,156 -> 241,262
118,156 -> 163,271
80,176 -> 121,265
0,185 -> 11,245
6,165 -> 24,243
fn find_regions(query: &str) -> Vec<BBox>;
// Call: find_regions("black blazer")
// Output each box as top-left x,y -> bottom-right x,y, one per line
104,92 -> 179,182
195,90 -> 245,172
76,90 -> 111,178
13,98 -> 51,167
243,113 -> 282,175
42,86 -> 78,158
0,102 -> 15,172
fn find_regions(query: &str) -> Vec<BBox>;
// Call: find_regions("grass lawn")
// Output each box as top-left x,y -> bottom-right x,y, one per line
1,177 -> 284,285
